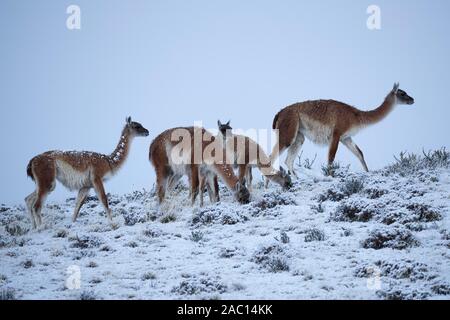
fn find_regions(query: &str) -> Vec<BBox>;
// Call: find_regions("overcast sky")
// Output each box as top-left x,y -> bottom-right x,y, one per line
1,0 -> 449,204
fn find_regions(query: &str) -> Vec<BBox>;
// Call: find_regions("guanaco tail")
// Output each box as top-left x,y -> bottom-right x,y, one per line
25,117 -> 149,228
149,126 -> 250,207
270,83 -> 414,176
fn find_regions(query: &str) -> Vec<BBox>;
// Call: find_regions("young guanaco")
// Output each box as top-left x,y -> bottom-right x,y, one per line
149,126 -> 250,207
25,117 -> 149,228
217,120 -> 292,191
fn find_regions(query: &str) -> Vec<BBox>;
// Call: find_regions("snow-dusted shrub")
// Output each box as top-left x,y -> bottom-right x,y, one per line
0,234 -> 11,248
192,204 -> 248,226
0,288 -> 16,300
251,243 -> 290,272
364,187 -> 388,199
121,207 -> 149,226
79,291 -> 97,300
330,199 -> 376,223
141,272 -> 156,281
321,162 -> 340,177
355,260 -> 433,282
381,203 -> 441,231
277,231 -> 290,244
385,148 -> 449,176
22,259 -> 34,269
406,203 -> 442,222
318,186 -> 346,202
304,228 -> 325,242
142,227 -> 162,238
69,235 -> 102,249
218,247 -> 239,259
160,213 -> 177,223
5,222 -> 28,237
53,229 -> 68,238
377,288 -> 430,300
190,231 -> 204,242
362,226 -> 419,250
431,283 -> 450,295
171,276 -> 227,295
253,192 -> 296,214
340,177 -> 365,196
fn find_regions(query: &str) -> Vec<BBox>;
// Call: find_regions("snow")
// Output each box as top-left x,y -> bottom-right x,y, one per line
1,158 -> 450,300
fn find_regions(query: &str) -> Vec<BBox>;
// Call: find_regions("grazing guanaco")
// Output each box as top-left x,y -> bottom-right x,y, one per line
149,126 -> 250,206
25,117 -> 149,228
270,83 -> 414,176
217,120 -> 292,191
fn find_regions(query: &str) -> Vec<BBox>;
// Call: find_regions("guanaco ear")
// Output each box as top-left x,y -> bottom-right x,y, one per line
217,120 -> 222,127
126,116 -> 132,125
393,82 -> 400,93
226,120 -> 231,126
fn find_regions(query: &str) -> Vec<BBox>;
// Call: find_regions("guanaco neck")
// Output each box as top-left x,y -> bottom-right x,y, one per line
360,91 -> 397,126
108,126 -> 134,172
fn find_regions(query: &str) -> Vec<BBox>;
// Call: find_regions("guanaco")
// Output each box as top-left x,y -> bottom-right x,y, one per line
270,83 -> 414,176
217,120 -> 292,191
25,117 -> 149,228
149,126 -> 250,206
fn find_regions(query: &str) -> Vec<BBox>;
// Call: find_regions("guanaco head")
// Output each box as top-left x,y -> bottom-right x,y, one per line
234,181 -> 250,204
217,120 -> 232,139
126,117 -> 149,137
268,167 -> 293,190
392,83 -> 414,105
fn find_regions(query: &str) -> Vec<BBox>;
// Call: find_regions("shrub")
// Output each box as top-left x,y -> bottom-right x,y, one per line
385,148 -> 450,176
69,235 -> 102,249
340,177 -> 365,196
190,231 -> 204,242
304,228 -> 325,242
121,208 -> 149,226
355,260 -> 432,282
362,226 -> 419,250
331,200 -> 375,223
0,288 -> 15,300
160,213 -> 177,224
79,291 -> 97,300
142,272 -> 157,281
6,223 -> 28,236
253,193 -> 296,213
172,277 -> 227,295
192,205 -> 248,226
252,244 -> 290,272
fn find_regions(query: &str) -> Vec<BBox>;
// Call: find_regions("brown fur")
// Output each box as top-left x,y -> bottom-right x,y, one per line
25,118 -> 149,228
223,134 -> 291,190
149,127 -> 250,206
270,84 -> 414,175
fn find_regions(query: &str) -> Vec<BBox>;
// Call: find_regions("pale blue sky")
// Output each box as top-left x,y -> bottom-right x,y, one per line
1,0 -> 449,204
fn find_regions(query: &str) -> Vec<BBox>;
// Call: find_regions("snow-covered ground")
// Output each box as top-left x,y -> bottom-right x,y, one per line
1,151 -> 450,300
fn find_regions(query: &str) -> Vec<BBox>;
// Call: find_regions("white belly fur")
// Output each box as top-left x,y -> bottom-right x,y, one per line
55,160 -> 92,191
300,118 -> 333,145
300,118 -> 364,145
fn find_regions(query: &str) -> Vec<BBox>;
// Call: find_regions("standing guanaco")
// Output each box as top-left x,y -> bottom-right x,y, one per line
217,120 -> 292,191
270,83 -> 414,176
149,126 -> 250,206
25,117 -> 149,228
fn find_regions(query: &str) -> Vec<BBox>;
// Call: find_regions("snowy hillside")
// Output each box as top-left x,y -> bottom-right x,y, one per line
1,150 -> 450,300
